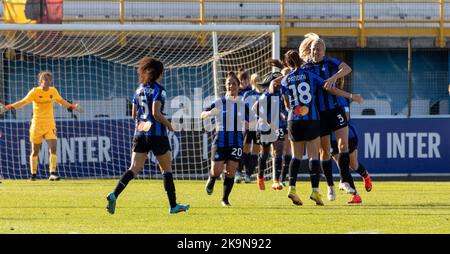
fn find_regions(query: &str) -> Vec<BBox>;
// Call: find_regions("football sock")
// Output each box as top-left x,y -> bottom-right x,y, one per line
207,175 -> 217,189
49,154 -> 57,174
289,158 -> 301,187
281,154 -> 291,182
113,170 -> 135,198
223,176 -> 235,203
274,156 -> 283,181
163,172 -> 177,208
257,154 -> 268,179
30,156 -> 38,175
356,163 -> 368,178
339,152 -> 357,191
309,160 -> 321,189
321,160 -> 334,187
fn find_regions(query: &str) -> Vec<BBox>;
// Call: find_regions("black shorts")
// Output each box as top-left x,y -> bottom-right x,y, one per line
132,135 -> 171,156
331,137 -> 358,156
244,131 -> 259,145
319,107 -> 348,137
288,120 -> 320,142
277,126 -> 287,141
211,145 -> 242,162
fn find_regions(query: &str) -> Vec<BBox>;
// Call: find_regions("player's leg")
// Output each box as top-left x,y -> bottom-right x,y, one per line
29,124 -> 43,181
242,134 -> 252,183
271,140 -> 284,190
280,135 -> 291,187
307,137 -> 324,206
222,160 -> 239,207
46,138 -> 60,181
248,136 -> 260,182
257,144 -> 270,190
335,127 -> 361,203
287,140 -> 304,206
206,160 -> 224,195
350,149 -> 372,192
30,143 -> 41,181
155,138 -> 190,214
320,135 -> 334,187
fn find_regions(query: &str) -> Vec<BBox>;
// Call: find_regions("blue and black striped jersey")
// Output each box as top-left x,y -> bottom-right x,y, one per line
244,89 -> 264,130
133,82 -> 167,137
205,96 -> 246,148
302,57 -> 347,111
239,85 -> 252,96
258,89 -> 288,132
281,68 -> 324,121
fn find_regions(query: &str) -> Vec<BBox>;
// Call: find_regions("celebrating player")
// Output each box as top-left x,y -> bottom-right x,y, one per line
106,57 -> 190,215
235,69 -> 253,183
201,72 -> 247,207
0,71 -> 83,181
300,33 -> 364,204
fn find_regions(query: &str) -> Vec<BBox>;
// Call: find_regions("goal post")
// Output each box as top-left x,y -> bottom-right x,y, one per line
0,24 -> 280,180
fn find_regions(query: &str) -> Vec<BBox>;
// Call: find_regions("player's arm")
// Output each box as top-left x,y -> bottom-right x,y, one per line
201,100 -> 220,119
314,73 -> 363,104
152,100 -> 174,132
324,61 -> 352,90
54,89 -> 84,112
5,88 -> 35,110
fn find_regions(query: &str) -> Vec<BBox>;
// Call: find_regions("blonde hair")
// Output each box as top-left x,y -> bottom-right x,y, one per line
250,73 -> 261,87
281,67 -> 291,76
299,33 -> 326,62
38,71 -> 52,81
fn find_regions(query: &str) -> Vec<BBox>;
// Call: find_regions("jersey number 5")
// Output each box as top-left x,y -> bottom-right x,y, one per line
139,94 -> 150,120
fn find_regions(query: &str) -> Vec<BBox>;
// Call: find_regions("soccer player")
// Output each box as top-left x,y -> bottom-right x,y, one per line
242,73 -> 265,187
0,71 -> 82,181
300,33 -> 364,204
331,120 -> 373,193
106,57 -> 189,215
201,72 -> 246,207
235,69 -> 252,183
251,70 -> 288,191
280,50 -> 360,206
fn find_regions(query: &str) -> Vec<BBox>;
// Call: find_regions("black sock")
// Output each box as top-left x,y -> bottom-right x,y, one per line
238,153 -> 247,174
207,175 -> 217,189
274,156 -> 283,181
163,172 -> 177,208
356,163 -> 368,178
258,154 -> 268,179
321,160 -> 334,187
113,170 -> 135,198
281,155 -> 291,181
309,160 -> 321,189
289,158 -> 301,187
339,152 -> 356,191
223,176 -> 235,203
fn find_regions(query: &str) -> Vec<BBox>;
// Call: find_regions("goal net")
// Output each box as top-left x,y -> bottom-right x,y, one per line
0,24 -> 280,180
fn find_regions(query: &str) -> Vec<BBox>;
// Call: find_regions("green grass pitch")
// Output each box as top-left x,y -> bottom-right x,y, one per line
1,179 -> 450,234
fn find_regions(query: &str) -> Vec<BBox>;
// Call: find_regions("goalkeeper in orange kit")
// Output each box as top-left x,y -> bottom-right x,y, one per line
0,71 -> 83,181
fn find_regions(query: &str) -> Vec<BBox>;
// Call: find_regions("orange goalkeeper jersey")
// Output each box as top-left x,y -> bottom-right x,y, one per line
22,86 -> 64,124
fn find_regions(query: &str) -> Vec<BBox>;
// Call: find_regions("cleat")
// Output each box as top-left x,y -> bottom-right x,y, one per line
271,180 -> 283,190
310,190 -> 324,206
338,181 -> 345,191
257,177 -> 265,190
48,174 -> 60,181
287,189 -> 303,206
170,203 -> 190,214
244,175 -> 251,184
106,192 -> 116,214
205,177 -> 215,195
234,172 -> 242,184
30,174 -> 37,181
363,175 -> 372,192
341,182 -> 356,194
221,200 -> 231,207
327,185 -> 336,201
280,181 -> 286,188
348,194 -> 362,204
